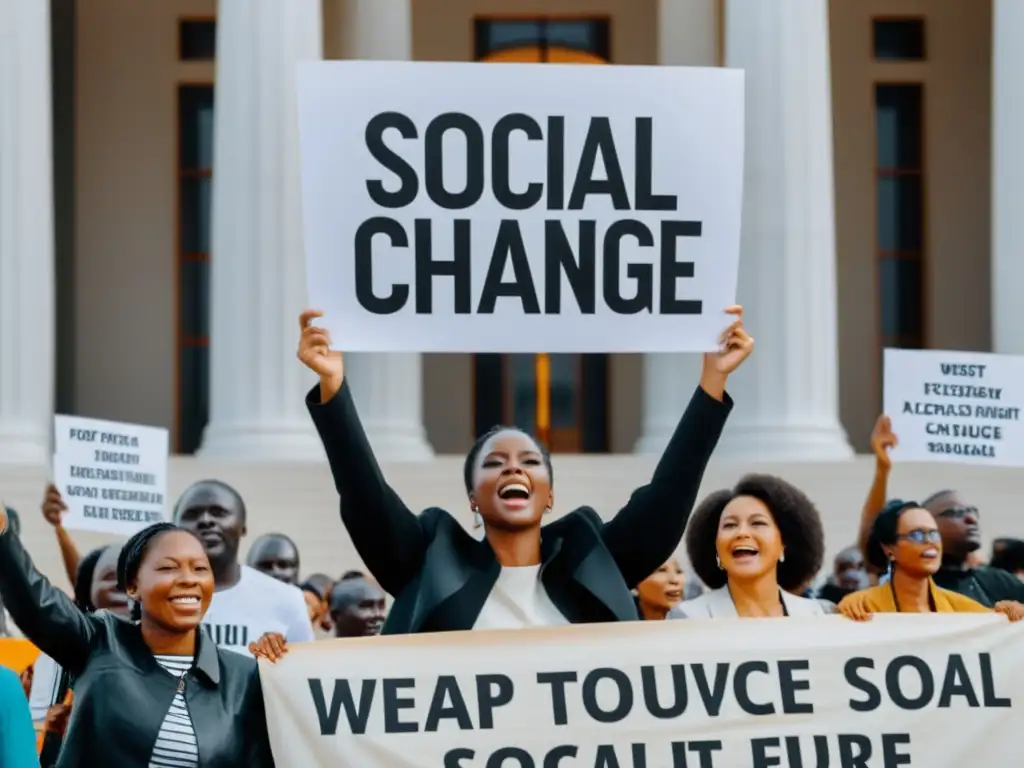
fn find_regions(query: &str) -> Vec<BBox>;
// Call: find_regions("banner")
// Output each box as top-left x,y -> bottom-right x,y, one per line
296,60 -> 744,353
884,348 -> 1024,466
259,616 -> 1023,767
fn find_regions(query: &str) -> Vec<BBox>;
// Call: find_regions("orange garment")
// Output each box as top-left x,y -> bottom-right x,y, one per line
0,638 -> 40,675
840,580 -> 990,613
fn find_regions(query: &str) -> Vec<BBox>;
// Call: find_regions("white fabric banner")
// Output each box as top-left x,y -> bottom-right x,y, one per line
259,616 -> 1023,767
296,60 -> 745,353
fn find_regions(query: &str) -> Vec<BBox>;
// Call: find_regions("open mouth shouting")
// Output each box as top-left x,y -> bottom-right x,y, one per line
731,545 -> 760,561
497,480 -> 532,511
920,547 -> 940,560
168,594 -> 203,615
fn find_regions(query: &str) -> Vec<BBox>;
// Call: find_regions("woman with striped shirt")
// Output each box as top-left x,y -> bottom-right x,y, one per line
0,512 -> 274,766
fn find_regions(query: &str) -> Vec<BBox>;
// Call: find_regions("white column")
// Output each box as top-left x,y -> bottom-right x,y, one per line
992,1 -> 1024,355
635,0 -> 717,453
334,0 -> 433,460
711,0 -> 853,461
197,0 -> 325,461
0,0 -> 55,466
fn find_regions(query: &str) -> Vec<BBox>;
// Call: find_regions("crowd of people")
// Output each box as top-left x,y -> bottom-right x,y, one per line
1,306 -> 1022,765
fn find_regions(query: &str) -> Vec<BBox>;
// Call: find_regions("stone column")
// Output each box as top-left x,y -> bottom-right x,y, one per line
992,1 -> 1024,356
0,0 -> 55,465
332,0 -> 433,460
635,0 -> 718,454
197,0 -> 325,460
711,0 -> 853,461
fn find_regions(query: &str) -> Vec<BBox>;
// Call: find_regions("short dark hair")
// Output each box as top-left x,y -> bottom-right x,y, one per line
990,537 -> 1024,573
686,474 -> 826,591
865,499 -> 923,571
117,523 -> 201,621
339,570 -> 365,582
462,425 -> 554,494
173,479 -> 247,522
921,489 -> 956,510
74,545 -> 111,613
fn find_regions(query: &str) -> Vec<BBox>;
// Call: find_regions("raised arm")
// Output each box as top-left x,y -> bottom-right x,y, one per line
0,508 -> 97,676
602,307 -> 753,587
42,484 -> 81,586
298,310 -> 426,597
857,416 -> 896,575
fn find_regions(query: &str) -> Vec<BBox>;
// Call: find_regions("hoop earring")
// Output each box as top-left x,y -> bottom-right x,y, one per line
715,554 -> 723,570
472,507 -> 483,529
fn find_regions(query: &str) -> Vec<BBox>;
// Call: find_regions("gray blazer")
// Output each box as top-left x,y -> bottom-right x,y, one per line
668,585 -> 833,618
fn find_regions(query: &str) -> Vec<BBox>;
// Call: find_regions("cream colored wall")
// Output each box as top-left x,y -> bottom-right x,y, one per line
75,0 -> 215,436
830,0 -> 992,452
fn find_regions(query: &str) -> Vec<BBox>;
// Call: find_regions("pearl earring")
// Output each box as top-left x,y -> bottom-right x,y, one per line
715,553 -> 723,569
780,551 -> 786,563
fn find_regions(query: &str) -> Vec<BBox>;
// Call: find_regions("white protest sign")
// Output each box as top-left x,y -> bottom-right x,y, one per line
259,616 -> 1023,767
884,348 -> 1024,466
297,60 -> 744,353
52,415 -> 169,534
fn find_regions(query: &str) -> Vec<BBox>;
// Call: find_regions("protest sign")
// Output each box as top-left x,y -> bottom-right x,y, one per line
259,615 -> 1022,767
52,415 -> 169,535
884,348 -> 1024,466
296,60 -> 744,353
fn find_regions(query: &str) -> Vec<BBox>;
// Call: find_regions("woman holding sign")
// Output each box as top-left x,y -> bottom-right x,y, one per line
264,306 -> 751,641
838,500 -> 1024,621
0,511 -> 275,765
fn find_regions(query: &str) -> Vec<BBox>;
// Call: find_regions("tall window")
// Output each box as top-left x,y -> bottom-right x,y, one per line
873,20 -> 926,351
472,18 -> 611,453
177,85 -> 214,453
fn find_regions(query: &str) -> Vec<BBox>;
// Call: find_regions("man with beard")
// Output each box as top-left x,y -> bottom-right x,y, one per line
328,576 -> 387,637
174,480 -> 314,655
923,490 -> 1024,606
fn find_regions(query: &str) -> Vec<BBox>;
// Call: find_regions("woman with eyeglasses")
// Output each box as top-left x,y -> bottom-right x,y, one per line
840,500 -> 1024,621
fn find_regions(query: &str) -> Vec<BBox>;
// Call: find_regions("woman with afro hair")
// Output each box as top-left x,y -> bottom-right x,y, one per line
669,474 -> 829,618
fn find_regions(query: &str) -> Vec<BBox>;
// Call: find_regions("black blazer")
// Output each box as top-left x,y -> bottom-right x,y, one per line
0,528 -> 274,767
308,380 -> 731,634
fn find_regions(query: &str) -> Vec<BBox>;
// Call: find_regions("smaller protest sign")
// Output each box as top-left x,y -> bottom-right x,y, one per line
884,348 -> 1024,466
52,415 -> 169,534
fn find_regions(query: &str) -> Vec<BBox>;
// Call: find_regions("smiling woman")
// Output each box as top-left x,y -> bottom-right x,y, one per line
0,510 -> 274,765
838,501 -> 1024,622
670,474 -> 828,619
260,306 -> 751,643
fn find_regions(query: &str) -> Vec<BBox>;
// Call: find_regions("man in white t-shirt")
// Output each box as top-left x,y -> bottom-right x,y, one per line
174,480 -> 314,655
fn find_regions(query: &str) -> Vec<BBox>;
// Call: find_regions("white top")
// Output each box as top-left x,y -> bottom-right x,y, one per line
668,585 -> 827,619
472,565 -> 570,630
28,652 -> 61,721
149,655 -> 199,768
201,565 -> 315,656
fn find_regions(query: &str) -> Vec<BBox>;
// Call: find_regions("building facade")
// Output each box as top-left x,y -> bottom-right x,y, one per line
0,0 -> 1017,466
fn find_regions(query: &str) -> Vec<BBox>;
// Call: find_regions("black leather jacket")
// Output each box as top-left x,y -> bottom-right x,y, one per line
0,527 -> 274,766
